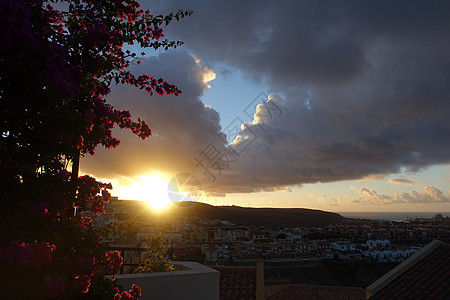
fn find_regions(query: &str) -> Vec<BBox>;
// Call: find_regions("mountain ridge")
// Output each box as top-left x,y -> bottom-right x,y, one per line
117,200 -> 347,227
167,202 -> 347,227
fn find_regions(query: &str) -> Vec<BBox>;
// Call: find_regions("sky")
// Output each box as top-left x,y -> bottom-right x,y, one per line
81,0 -> 450,213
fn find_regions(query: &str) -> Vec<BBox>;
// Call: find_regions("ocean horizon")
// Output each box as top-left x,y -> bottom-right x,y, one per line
338,211 -> 450,221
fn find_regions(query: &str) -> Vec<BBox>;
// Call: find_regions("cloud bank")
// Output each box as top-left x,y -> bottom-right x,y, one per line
81,51 -> 225,184
84,1 -> 450,196
387,178 -> 417,186
352,186 -> 450,205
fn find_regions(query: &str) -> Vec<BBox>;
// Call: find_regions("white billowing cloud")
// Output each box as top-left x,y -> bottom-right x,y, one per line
192,56 -> 216,90
401,185 -> 450,204
352,185 -> 450,205
387,178 -> 418,186
357,188 -> 402,205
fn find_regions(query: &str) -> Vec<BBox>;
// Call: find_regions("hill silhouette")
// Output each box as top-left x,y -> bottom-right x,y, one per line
166,202 -> 346,227
115,200 -> 347,227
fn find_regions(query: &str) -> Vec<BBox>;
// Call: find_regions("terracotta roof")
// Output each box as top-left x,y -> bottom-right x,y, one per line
367,240 -> 450,299
205,245 -> 219,251
210,266 -> 257,300
265,284 -> 365,300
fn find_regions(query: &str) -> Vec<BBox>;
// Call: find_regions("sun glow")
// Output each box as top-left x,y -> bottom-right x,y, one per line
122,175 -> 172,210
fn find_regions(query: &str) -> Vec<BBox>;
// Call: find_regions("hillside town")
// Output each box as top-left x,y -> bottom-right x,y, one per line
87,198 -> 450,272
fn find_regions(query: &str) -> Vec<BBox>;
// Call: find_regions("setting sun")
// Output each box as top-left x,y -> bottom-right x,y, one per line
122,175 -> 172,210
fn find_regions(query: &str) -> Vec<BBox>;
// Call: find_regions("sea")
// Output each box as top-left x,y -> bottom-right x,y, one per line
338,212 -> 450,222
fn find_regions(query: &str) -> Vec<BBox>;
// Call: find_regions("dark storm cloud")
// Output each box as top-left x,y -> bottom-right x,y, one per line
155,0 -> 450,193
86,1 -> 450,194
204,67 -> 450,193
150,0 -> 450,86
81,51 -> 225,181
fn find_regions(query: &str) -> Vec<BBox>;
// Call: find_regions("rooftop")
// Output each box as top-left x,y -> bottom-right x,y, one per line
367,240 -> 450,299
210,265 -> 258,300
265,284 -> 365,300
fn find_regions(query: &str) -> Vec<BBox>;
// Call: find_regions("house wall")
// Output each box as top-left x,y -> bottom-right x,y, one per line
112,261 -> 219,300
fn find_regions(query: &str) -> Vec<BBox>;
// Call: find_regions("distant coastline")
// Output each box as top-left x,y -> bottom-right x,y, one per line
338,211 -> 450,221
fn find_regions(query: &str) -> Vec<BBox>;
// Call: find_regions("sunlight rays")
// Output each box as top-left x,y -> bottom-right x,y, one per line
122,174 -> 172,210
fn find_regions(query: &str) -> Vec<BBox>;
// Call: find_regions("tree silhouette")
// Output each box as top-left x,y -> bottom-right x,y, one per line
0,0 -> 191,298
136,233 -> 174,273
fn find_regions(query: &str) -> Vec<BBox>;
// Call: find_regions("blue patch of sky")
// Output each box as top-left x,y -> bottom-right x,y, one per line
201,66 -> 269,133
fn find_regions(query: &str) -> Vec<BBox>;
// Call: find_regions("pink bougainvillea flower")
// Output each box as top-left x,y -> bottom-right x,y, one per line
0,240 -> 55,270
114,284 -> 141,300
75,257 -> 95,276
0,241 -> 32,267
130,284 -> 142,298
107,250 -> 123,270
30,241 -> 56,270
72,274 -> 91,293
102,189 -> 111,202
39,274 -> 66,298
28,202 -> 49,218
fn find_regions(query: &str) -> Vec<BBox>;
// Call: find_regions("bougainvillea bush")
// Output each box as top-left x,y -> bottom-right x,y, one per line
0,0 -> 191,298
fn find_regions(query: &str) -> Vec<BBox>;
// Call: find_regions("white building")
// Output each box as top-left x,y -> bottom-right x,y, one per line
331,241 -> 356,252
366,239 -> 391,250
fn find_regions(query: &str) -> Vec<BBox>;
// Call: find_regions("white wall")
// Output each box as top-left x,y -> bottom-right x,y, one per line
111,261 -> 219,300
